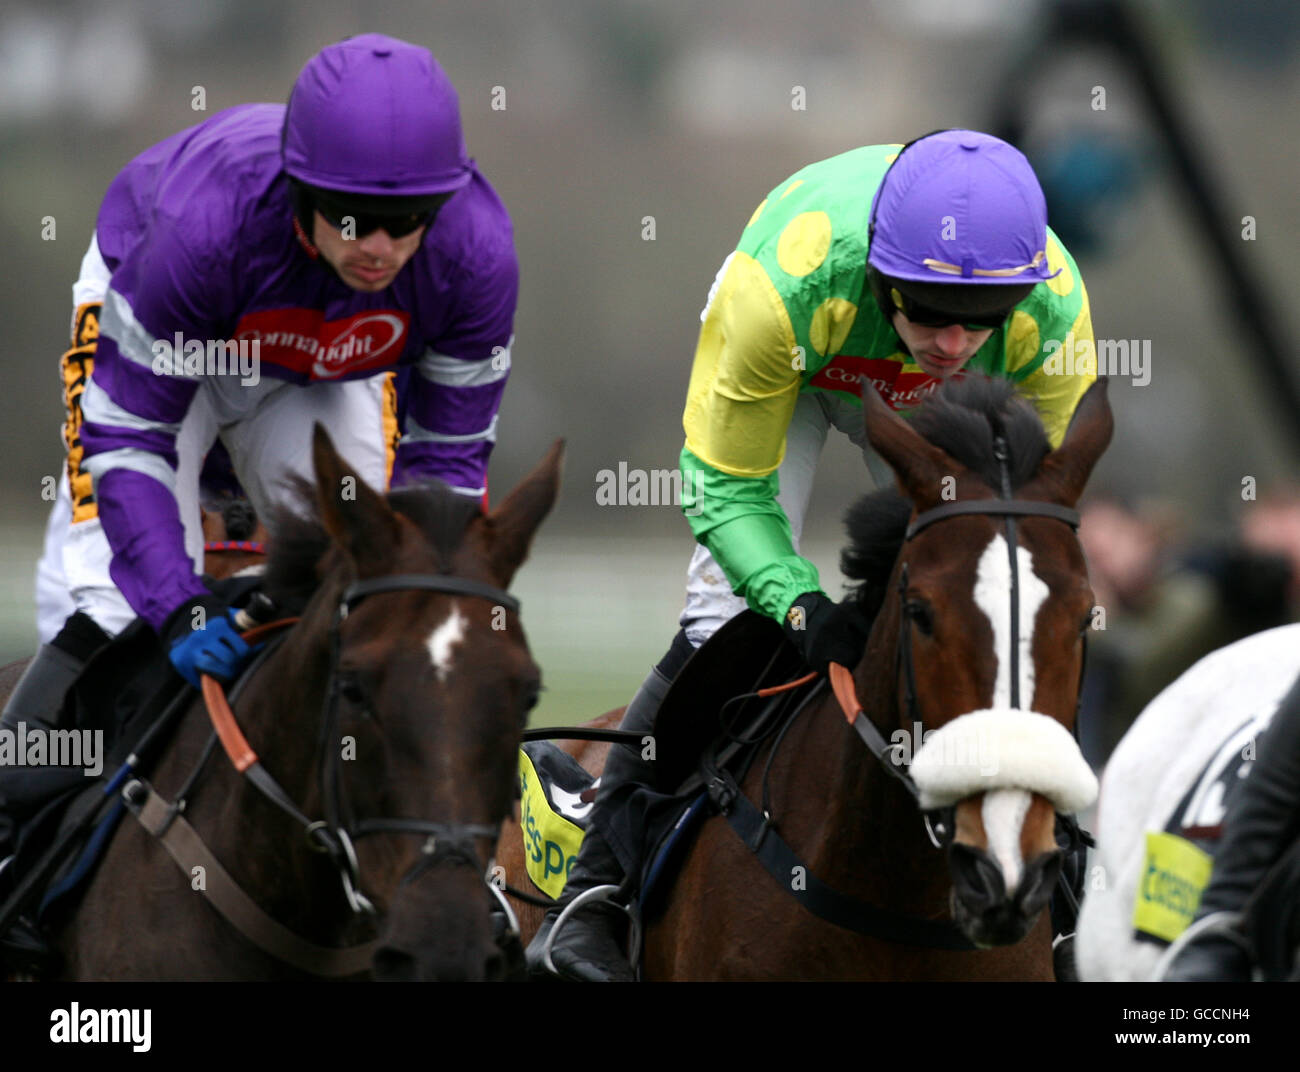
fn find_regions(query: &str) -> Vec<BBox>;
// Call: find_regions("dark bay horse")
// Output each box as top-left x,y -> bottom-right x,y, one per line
642,376 -> 1111,980
18,426 -> 561,980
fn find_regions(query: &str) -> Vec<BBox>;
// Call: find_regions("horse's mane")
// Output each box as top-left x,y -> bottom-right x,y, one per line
842,376 -> 1051,610
262,478 -> 482,613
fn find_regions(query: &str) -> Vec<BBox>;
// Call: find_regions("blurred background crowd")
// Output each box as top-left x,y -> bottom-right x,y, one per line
1078,490 -> 1300,764
1,0 -> 1297,765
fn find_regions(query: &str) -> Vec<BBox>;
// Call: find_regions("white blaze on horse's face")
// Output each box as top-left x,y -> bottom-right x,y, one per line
426,602 -> 468,683
981,787 -> 1033,892
972,534 -> 1049,710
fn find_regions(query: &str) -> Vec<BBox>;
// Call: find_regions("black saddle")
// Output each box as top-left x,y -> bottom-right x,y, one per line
1,575 -> 264,963
646,610 -> 806,794
594,611 -> 815,911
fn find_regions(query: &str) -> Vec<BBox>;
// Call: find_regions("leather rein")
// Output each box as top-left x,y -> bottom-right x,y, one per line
718,439 -> 1085,949
122,573 -> 522,977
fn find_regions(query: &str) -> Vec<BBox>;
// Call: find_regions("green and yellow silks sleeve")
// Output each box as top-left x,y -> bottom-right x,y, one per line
680,447 -> 821,622
679,250 -> 822,622
1002,232 -> 1097,448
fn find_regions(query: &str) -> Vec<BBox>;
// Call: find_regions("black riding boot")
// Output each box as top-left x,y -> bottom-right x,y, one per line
1,616 -> 106,971
525,657 -> 677,981
1164,672 -> 1300,981
0,642 -> 91,864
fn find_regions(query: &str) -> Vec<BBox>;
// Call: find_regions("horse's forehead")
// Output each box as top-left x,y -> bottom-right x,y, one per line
425,601 -> 469,683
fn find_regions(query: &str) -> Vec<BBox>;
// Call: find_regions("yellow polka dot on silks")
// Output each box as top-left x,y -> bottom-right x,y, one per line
1045,234 -> 1074,296
810,297 -> 858,356
747,199 -> 767,228
780,180 -> 805,200
776,211 -> 832,277
1006,310 -> 1040,363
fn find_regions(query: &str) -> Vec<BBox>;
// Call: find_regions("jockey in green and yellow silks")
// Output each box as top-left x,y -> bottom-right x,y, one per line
528,130 -> 1097,983
680,138 -> 1093,640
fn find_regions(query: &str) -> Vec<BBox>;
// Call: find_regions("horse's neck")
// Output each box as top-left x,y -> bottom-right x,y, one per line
169,622 -> 341,931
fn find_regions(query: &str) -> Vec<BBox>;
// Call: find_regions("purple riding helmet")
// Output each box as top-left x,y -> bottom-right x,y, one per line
283,32 -> 471,230
867,129 -> 1059,323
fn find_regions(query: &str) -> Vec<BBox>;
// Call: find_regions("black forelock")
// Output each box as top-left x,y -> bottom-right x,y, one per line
262,478 -> 481,613
841,375 -> 1052,606
907,375 -> 1050,491
841,488 -> 911,614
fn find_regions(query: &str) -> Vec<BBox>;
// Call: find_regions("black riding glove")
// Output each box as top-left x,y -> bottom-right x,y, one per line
781,592 -> 871,675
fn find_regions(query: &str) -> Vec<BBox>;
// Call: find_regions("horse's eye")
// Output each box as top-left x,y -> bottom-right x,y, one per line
338,673 -> 369,708
522,683 -> 543,719
905,600 -> 934,637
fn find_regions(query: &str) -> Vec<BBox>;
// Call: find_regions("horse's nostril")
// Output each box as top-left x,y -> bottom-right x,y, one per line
373,947 -> 418,982
950,843 -> 1007,909
1014,850 -> 1063,917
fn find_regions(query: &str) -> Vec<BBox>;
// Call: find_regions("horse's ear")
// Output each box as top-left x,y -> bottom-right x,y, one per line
1027,378 -> 1113,506
484,439 -> 565,587
311,423 -> 401,574
862,376 -> 955,504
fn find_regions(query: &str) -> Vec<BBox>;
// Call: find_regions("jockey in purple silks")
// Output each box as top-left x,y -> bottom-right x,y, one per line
2,35 -> 518,960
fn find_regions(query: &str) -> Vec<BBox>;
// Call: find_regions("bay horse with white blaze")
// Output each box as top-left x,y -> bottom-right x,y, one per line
26,426 -> 561,980
638,376 -> 1111,980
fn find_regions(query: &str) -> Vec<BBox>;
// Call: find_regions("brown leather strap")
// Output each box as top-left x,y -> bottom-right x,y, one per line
130,785 -> 377,977
201,674 -> 258,773
198,618 -> 300,774
756,671 -> 818,698
828,662 -> 862,724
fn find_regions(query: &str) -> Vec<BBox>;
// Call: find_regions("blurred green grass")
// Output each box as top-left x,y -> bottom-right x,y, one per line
0,523 -> 848,728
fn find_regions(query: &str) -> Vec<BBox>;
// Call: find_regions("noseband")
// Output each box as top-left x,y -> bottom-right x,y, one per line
857,437 -> 1082,845
200,573 -> 522,921
315,574 -> 522,912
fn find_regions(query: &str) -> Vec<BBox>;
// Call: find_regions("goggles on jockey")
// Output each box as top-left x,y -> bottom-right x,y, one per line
868,265 -> 1034,332
308,185 -> 452,239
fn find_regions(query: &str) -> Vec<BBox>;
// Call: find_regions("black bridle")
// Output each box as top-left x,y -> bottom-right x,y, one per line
883,436 -> 1082,845
237,573 -> 523,917
712,432 -> 1093,948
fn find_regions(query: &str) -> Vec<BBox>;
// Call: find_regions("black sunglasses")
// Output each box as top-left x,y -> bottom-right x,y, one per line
315,203 -> 436,239
888,286 -> 1013,330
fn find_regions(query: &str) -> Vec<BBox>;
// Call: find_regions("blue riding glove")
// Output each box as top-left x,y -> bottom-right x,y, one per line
162,595 -> 257,688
